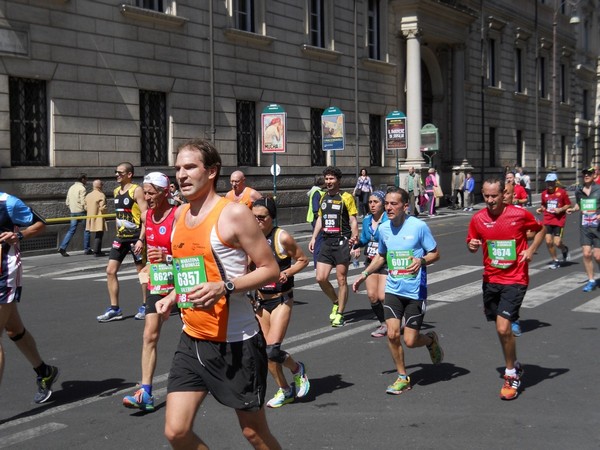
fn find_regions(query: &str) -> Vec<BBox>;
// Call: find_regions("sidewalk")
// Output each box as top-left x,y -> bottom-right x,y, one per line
23,193 -> 543,278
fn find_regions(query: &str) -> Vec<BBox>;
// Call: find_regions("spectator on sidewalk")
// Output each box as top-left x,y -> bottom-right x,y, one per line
85,179 -> 108,257
58,173 -> 89,256
463,172 -> 475,212
451,167 -> 465,210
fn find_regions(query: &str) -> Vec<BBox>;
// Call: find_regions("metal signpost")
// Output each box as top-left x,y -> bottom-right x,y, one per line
321,106 -> 345,166
385,110 -> 407,187
261,104 -> 286,208
420,123 -> 439,167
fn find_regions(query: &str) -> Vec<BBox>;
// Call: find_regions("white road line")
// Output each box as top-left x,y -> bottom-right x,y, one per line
522,274 -> 584,308
573,297 -> 600,313
0,423 -> 67,448
0,372 -> 169,433
428,281 -> 483,302
54,268 -> 138,281
426,265 -> 481,284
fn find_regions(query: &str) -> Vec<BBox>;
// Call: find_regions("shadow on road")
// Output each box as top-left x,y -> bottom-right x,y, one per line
295,374 -> 353,406
0,378 -> 135,426
495,364 -> 569,391
518,318 -> 552,334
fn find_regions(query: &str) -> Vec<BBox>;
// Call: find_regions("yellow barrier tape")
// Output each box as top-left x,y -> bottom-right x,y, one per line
45,213 -> 116,224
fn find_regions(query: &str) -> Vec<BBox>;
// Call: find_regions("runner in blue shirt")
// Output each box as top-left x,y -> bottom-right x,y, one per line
352,187 -> 444,395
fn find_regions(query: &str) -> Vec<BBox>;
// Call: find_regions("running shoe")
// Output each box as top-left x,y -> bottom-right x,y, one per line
329,303 -> 339,322
266,388 -> 295,408
500,364 -> 524,400
97,307 -> 123,322
34,365 -> 60,404
583,280 -> 597,292
331,313 -> 345,327
548,260 -> 560,270
426,331 -> 444,365
123,388 -> 155,412
386,375 -> 411,395
293,362 -> 310,398
371,323 -> 388,338
134,305 -> 146,320
511,320 -> 522,337
562,246 -> 570,262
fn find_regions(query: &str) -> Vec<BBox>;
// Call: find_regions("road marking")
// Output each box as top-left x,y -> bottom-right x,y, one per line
0,423 -> 67,448
54,268 -> 138,281
522,274 -> 584,308
573,297 -> 600,313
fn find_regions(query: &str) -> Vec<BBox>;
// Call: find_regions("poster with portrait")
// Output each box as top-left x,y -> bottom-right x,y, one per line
261,112 -> 286,153
321,113 -> 345,151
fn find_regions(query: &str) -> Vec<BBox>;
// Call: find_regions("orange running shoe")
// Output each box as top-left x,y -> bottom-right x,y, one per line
500,364 -> 524,400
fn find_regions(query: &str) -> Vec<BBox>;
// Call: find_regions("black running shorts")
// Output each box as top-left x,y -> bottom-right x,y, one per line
167,332 -> 268,411
383,293 -> 425,330
482,282 -> 527,322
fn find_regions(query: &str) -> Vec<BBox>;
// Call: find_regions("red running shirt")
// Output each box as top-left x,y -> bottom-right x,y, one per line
467,205 -> 542,285
540,188 -> 571,227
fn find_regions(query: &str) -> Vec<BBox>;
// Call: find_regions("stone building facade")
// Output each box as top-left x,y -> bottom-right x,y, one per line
0,0 -> 598,250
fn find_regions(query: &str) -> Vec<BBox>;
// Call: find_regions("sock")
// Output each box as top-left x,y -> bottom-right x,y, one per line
142,384 -> 152,396
371,300 -> 385,323
397,373 -> 408,379
34,362 -> 50,378
111,305 -> 119,311
505,368 -> 517,377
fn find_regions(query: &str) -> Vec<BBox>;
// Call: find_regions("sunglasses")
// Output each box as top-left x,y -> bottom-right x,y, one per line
115,171 -> 127,176
583,172 -> 594,176
254,214 -> 270,221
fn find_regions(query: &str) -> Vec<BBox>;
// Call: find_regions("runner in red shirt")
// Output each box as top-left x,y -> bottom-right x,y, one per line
505,172 -> 527,206
467,177 -> 545,400
536,173 -> 571,269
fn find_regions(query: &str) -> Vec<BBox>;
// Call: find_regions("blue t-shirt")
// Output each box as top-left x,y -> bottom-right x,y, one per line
0,192 -> 36,291
378,216 -> 437,300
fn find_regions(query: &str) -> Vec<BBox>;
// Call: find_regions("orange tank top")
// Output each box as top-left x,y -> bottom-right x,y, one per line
225,187 -> 253,208
172,198 -> 258,342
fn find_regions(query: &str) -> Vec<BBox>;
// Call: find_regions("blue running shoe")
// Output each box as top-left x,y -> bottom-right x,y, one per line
583,280 -> 597,292
512,320 -> 522,337
123,388 -> 155,412
134,305 -> 146,320
97,307 -> 123,322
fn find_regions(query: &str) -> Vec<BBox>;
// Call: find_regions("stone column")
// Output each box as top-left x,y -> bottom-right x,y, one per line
400,16 -> 425,169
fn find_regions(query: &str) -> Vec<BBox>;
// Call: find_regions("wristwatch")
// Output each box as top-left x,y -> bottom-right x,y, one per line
16,231 -> 24,241
224,280 -> 235,295
165,255 -> 173,264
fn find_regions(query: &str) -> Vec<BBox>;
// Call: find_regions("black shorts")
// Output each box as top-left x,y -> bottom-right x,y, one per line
482,282 -> 527,322
256,291 -> 293,314
545,225 -> 564,237
144,292 -> 178,315
109,237 -> 145,264
365,258 -> 388,275
383,293 -> 425,330
317,235 -> 350,266
579,226 -> 600,248
167,332 -> 268,411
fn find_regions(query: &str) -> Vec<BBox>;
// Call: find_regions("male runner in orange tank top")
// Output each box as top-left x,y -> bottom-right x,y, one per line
156,139 -> 281,450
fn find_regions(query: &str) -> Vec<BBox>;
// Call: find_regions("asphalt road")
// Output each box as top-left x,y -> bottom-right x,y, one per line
1,205 -> 599,449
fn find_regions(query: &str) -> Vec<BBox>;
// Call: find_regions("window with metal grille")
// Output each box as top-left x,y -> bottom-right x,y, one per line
9,77 -> 48,166
136,0 -> 164,12
234,0 -> 255,32
310,0 -> 324,48
367,0 -> 380,59
369,114 -> 381,166
310,108 -> 326,166
139,90 -> 167,166
236,100 -> 257,166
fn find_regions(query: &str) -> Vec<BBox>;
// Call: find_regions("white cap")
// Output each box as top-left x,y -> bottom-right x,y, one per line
143,172 -> 169,188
